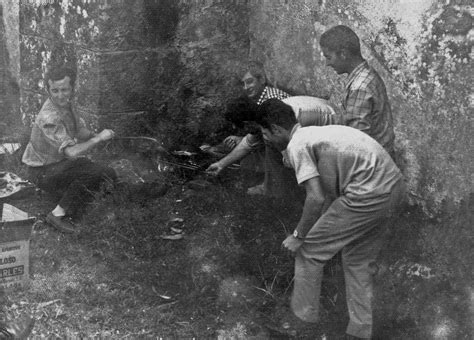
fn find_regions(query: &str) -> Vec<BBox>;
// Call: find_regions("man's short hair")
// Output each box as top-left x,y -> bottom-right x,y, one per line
257,99 -> 296,131
45,66 -> 76,91
246,61 -> 268,85
224,96 -> 260,129
319,25 -> 361,57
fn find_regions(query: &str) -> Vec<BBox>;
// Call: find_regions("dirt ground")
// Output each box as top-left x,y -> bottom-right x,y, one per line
1,146 -> 472,339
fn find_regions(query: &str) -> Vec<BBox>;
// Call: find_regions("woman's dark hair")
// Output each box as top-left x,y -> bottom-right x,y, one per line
45,66 -> 76,91
256,98 -> 296,131
224,96 -> 260,129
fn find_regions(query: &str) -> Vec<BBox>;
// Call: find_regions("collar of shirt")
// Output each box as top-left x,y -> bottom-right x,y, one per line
54,99 -> 77,126
42,99 -> 79,138
44,98 -> 74,117
345,60 -> 368,91
289,123 -> 301,140
256,86 -> 269,106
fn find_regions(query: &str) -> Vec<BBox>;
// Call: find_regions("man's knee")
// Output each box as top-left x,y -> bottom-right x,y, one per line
87,162 -> 117,183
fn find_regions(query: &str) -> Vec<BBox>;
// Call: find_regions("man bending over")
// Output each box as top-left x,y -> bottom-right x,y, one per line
257,105 -> 405,339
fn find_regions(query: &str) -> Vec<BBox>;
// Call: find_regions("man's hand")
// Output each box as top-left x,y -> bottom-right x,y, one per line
95,129 -> 115,142
64,128 -> 115,158
282,234 -> 304,253
206,162 -> 224,176
223,135 -> 243,150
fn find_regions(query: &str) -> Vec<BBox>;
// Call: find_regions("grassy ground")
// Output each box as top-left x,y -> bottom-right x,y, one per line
0,147 -> 347,339
1,147 -> 472,339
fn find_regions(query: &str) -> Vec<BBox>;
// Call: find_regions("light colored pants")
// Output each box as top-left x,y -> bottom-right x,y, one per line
291,179 -> 406,339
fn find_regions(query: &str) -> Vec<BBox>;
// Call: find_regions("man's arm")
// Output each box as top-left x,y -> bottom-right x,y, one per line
64,129 -> 114,158
206,135 -> 254,175
296,88 -> 373,130
343,88 -> 373,133
222,135 -> 243,150
282,176 -> 325,252
295,176 -> 326,236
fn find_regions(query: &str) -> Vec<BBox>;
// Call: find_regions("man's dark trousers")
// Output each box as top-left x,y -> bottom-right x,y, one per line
28,157 -> 117,217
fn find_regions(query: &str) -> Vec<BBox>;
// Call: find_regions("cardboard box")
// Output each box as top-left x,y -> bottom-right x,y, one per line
0,204 -> 35,290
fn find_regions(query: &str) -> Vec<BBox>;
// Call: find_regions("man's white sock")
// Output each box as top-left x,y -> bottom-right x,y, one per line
51,205 -> 66,217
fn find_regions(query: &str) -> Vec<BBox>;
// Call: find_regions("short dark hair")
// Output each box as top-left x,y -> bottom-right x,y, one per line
45,66 -> 76,91
319,25 -> 362,57
246,61 -> 267,85
224,96 -> 260,129
257,99 -> 296,131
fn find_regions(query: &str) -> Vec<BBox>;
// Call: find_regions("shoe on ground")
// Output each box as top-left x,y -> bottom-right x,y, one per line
46,212 -> 77,234
247,183 -> 265,196
0,315 -> 35,339
278,311 -> 320,338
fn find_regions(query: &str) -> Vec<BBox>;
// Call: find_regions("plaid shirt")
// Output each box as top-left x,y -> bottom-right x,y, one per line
342,61 -> 394,153
301,62 -> 395,154
256,86 -> 290,105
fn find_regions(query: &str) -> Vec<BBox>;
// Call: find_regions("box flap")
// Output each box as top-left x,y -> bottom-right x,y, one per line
0,204 -> 34,242
2,203 -> 29,221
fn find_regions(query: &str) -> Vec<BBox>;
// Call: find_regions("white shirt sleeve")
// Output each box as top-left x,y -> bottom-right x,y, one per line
286,134 -> 320,185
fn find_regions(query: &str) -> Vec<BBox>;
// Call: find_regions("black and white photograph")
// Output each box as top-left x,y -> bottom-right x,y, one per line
0,0 -> 472,338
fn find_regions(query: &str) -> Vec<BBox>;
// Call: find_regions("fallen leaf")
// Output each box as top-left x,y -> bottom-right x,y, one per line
170,226 -> 183,234
37,299 -> 61,308
161,234 -> 183,240
172,150 -> 196,156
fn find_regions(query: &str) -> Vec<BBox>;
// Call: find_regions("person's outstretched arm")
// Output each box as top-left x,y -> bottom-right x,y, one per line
206,135 -> 254,175
64,129 -> 115,158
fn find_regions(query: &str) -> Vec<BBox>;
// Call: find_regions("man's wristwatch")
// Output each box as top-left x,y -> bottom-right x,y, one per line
293,230 -> 304,240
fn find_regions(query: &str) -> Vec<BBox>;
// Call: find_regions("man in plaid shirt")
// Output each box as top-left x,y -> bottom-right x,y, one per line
206,61 -> 293,197
215,61 -> 290,152
311,25 -> 395,156
255,84 -> 290,106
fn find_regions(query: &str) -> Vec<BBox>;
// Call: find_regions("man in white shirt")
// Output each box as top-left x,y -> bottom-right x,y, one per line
257,105 -> 405,339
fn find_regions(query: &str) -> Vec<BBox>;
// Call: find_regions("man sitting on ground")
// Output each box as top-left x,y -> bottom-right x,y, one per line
257,103 -> 405,339
205,61 -> 290,154
202,96 -> 265,187
204,61 -> 291,192
22,66 -> 117,233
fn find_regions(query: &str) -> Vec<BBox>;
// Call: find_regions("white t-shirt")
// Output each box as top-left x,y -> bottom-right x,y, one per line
286,125 -> 402,201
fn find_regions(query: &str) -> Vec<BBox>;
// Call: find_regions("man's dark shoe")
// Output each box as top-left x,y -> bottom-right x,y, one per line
263,311 -> 320,339
0,315 -> 35,339
46,212 -> 77,234
281,314 -> 320,338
